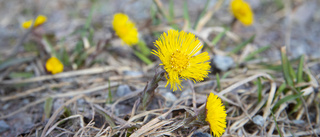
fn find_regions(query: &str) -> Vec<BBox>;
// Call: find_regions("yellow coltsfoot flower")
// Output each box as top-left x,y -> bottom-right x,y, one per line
22,20 -> 33,29
206,93 -> 227,137
152,29 -> 211,91
22,15 -> 47,29
230,0 -> 254,26
46,57 -> 64,74
112,13 -> 139,46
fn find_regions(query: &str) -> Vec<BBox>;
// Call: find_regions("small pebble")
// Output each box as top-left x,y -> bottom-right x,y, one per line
191,132 -> 212,137
0,120 -> 10,133
180,88 -> 192,98
162,92 -> 177,102
123,70 -> 143,76
116,85 -> 132,97
161,92 -> 177,107
213,55 -> 234,71
252,115 -> 264,127
292,120 -> 305,125
2,103 -> 10,110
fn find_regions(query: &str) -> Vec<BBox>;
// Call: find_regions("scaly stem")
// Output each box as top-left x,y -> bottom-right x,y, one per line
140,69 -> 165,110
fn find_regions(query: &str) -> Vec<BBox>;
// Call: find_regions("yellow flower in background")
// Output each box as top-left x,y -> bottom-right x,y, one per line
152,29 -> 211,91
22,20 -> 33,29
46,57 -> 63,74
112,13 -> 139,46
34,15 -> 47,27
206,93 -> 227,137
230,0 -> 254,26
22,15 -> 47,29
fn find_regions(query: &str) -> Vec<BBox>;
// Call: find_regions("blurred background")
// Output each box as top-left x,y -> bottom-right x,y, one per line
1,0 -> 320,60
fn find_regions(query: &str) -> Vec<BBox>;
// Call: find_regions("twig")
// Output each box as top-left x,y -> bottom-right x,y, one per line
140,69 -> 165,110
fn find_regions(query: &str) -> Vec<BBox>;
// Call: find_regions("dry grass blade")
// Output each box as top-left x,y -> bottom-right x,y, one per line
0,97 -> 48,119
130,119 -> 174,137
229,97 -> 267,131
0,66 -> 129,84
41,95 -> 84,137
129,104 -> 177,137
123,108 -> 169,127
141,120 -> 175,136
0,82 -> 70,101
269,128 -> 320,137
111,89 -> 144,113
263,82 -> 277,120
217,73 -> 273,96
93,104 -> 128,126
53,82 -> 118,98
195,0 -> 225,32
1,82 -> 118,119
211,90 -> 240,107
46,114 -> 85,136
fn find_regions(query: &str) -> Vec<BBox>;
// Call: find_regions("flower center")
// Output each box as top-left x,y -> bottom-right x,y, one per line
170,50 -> 190,72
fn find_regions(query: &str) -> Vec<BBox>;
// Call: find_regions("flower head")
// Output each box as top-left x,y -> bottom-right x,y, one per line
22,15 -> 47,29
112,13 -> 139,46
230,0 -> 254,26
206,93 -> 227,137
152,29 -> 211,91
46,57 -> 63,74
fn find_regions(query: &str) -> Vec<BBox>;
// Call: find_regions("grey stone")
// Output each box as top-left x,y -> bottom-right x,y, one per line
2,103 -> 10,110
292,120 -> 305,125
181,88 -> 192,98
162,92 -> 177,102
123,70 -> 143,77
114,104 -> 132,116
191,132 -> 212,137
161,92 -> 177,107
116,85 -> 132,97
252,115 -> 264,127
213,55 -> 234,71
0,120 -> 10,133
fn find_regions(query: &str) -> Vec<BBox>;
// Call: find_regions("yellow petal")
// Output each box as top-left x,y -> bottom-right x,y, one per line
112,13 -> 139,46
152,29 -> 211,91
34,15 -> 47,27
22,20 -> 33,29
206,93 -> 227,137
230,0 -> 254,26
46,57 -> 64,74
